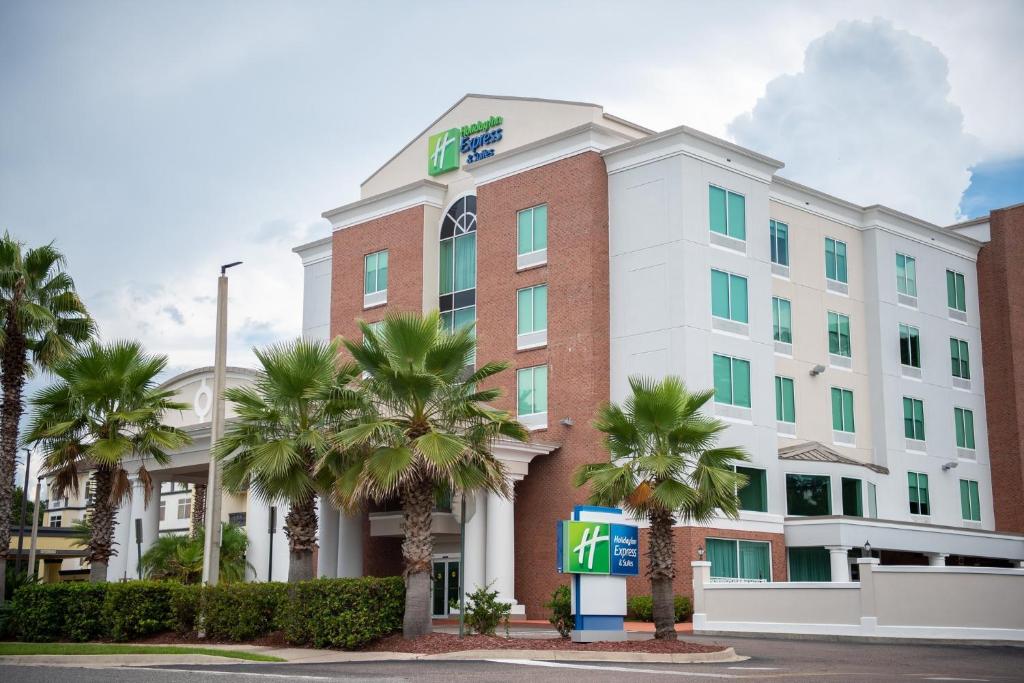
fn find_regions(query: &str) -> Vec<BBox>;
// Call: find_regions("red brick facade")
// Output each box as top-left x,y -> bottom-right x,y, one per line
475,152 -> 613,618
978,203 -> 1024,533
330,205 -> 425,342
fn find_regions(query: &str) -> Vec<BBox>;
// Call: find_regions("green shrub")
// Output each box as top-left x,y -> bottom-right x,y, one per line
104,581 -> 177,641
11,582 -> 108,642
545,584 -> 574,638
463,582 -> 511,637
280,577 -> 404,649
169,583 -> 203,634
674,595 -> 693,622
202,582 -> 287,641
626,594 -> 653,621
627,594 -> 692,622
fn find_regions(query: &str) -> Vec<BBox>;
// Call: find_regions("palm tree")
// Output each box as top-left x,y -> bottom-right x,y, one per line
24,340 -> 192,582
331,312 -> 527,639
140,523 -> 251,583
0,233 -> 93,603
214,338 -> 359,582
574,376 -> 748,640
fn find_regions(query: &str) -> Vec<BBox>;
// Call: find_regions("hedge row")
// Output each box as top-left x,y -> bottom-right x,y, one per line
9,576 -> 404,649
626,594 -> 693,622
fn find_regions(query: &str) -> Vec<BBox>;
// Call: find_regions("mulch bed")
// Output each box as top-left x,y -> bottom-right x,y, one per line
365,632 -> 726,654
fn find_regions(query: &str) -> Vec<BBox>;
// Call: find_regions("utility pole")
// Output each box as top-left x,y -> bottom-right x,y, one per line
27,476 -> 41,579
16,448 -> 32,573
202,261 -> 241,585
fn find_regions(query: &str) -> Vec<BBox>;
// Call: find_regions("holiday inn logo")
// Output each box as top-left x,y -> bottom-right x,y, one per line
563,521 -> 611,574
428,127 -> 461,176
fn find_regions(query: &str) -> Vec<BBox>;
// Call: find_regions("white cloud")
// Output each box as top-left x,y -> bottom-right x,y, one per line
728,17 -> 979,225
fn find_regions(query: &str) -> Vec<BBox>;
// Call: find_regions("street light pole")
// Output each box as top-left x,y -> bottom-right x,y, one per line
202,261 -> 241,586
27,476 -> 42,580
16,448 -> 32,573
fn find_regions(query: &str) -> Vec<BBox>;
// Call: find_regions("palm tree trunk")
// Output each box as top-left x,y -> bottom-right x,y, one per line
284,495 -> 317,582
191,484 -> 206,539
648,507 -> 678,640
0,324 -> 27,604
88,466 -> 118,583
401,482 -> 435,638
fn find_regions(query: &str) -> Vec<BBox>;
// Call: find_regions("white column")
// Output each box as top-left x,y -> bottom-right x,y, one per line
336,512 -> 363,578
462,490 -> 486,595
245,493 -> 270,581
139,476 -> 163,578
123,477 -> 147,581
485,477 -> 524,614
691,560 -> 711,631
317,495 -> 339,578
108,484 -> 134,581
856,557 -> 880,635
927,552 -> 949,566
826,545 -> 852,582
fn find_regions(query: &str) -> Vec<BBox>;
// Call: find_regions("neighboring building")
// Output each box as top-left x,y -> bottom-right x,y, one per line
295,94 -> 1024,618
976,202 -> 1024,533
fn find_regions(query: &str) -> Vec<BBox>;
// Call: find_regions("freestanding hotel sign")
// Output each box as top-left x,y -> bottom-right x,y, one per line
557,506 -> 638,642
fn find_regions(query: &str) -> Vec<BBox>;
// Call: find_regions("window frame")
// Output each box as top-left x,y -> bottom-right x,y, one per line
774,375 -> 796,424
711,268 -> 749,324
896,252 -> 917,297
899,323 -> 921,369
954,407 -> 976,451
830,387 -> 856,434
363,249 -> 389,304
959,479 -> 981,522
827,310 -> 852,359
902,396 -> 926,442
824,237 -> 849,285
516,284 -> 548,343
516,364 -> 549,428
736,466 -> 768,513
950,337 -> 971,380
841,477 -> 864,517
786,473 -> 833,516
908,471 -> 930,516
706,537 -> 772,581
946,269 -> 967,313
517,204 -> 548,262
177,495 -> 191,520
708,184 -> 747,241
772,296 -> 792,344
713,353 -> 752,409
770,219 -> 789,267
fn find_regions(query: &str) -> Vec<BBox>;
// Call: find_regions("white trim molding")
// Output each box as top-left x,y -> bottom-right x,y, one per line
322,180 -> 447,231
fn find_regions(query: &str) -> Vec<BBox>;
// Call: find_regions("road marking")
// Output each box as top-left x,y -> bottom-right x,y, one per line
486,659 -> 739,678
728,667 -> 780,670
114,668 -> 341,680
921,678 -> 989,682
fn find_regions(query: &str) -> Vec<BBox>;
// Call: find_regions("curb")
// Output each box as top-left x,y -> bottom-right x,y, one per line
406,646 -> 743,664
0,654 -> 247,667
695,630 -> 1024,648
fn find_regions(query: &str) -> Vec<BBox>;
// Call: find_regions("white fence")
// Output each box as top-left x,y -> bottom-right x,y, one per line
691,559 -> 1024,641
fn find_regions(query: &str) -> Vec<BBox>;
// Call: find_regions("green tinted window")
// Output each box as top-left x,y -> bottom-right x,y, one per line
908,472 -> 930,515
775,376 -> 795,423
954,407 -> 975,449
772,297 -> 792,343
517,285 -> 548,335
828,312 -> 851,357
825,238 -> 848,283
786,474 -> 831,516
713,354 -> 750,408
842,477 -> 863,517
946,270 -> 966,311
899,324 -> 920,368
364,250 -> 388,295
903,397 -> 925,440
831,388 -> 855,432
737,467 -> 767,512
770,220 -> 789,266
896,253 -> 917,296
711,269 -> 748,323
517,204 -> 547,255
709,185 -> 745,240
517,365 -> 548,416
951,338 -> 970,379
960,479 -> 981,521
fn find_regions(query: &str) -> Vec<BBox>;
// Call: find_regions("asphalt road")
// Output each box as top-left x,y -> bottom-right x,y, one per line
2,635 -> 1023,682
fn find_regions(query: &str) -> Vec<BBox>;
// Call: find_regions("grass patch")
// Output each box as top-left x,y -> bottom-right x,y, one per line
0,642 -> 284,662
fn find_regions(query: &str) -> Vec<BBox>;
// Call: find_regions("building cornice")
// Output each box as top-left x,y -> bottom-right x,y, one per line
603,124 -> 785,183
322,180 -> 447,231
466,123 -> 633,187
292,235 -> 332,265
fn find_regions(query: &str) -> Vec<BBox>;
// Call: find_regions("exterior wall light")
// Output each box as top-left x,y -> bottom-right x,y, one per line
863,540 -> 872,556
697,545 -> 705,559
809,364 -> 826,376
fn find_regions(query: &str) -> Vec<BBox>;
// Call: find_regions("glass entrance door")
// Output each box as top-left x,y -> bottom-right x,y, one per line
431,558 -> 461,617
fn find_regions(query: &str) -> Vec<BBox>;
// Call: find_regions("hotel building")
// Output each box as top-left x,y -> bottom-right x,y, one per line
293,94 -> 1024,618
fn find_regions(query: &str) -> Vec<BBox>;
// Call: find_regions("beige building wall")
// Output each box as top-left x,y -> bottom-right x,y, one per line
771,199 -> 872,463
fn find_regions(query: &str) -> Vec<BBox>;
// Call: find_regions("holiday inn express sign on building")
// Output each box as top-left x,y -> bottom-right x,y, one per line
427,115 -> 504,175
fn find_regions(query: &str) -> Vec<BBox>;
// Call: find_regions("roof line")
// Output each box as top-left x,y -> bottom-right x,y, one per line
603,122 -> 785,170
322,178 -> 446,220
358,93 -> 642,188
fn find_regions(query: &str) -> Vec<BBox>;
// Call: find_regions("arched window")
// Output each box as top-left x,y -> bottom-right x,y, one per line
439,195 -> 477,333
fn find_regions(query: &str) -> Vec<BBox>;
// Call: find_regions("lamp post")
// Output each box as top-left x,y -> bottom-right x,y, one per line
27,476 -> 42,580
16,448 -> 32,573
202,261 -> 242,586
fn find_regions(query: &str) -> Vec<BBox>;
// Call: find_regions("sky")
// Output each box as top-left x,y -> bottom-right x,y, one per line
3,1 -> 1023,484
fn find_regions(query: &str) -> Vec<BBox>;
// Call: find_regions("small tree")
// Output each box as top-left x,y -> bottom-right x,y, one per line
574,376 -> 748,640
215,338 -> 358,582
25,340 -> 191,582
331,312 -> 527,638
